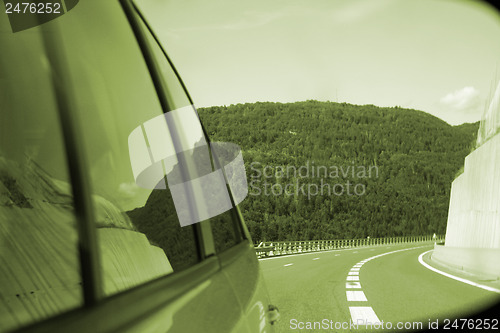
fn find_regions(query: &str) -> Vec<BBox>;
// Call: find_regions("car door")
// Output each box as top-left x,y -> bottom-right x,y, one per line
1,0 -> 273,332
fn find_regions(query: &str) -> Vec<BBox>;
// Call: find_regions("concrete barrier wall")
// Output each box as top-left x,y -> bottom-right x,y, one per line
0,157 -> 173,331
0,202 -> 83,332
98,228 -> 173,296
432,245 -> 500,278
445,132 -> 500,249
0,212 -> 172,332
477,80 -> 500,146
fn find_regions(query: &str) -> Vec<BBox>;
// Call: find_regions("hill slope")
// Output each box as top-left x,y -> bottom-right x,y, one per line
198,100 -> 479,241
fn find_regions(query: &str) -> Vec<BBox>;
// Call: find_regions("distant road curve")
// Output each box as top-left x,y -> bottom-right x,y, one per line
260,243 -> 500,332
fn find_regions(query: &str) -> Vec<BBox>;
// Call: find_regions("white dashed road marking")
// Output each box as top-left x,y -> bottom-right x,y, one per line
346,282 -> 361,288
349,306 -> 382,325
312,258 -> 320,260
346,290 -> 367,301
284,263 -> 293,267
344,245 -> 429,325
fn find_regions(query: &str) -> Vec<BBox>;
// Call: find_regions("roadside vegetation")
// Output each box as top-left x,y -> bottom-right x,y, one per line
198,100 -> 478,241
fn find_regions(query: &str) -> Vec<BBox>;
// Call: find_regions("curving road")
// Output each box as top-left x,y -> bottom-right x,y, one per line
259,243 -> 500,332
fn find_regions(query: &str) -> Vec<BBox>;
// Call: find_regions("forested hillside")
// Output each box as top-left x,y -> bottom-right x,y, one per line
198,100 -> 479,242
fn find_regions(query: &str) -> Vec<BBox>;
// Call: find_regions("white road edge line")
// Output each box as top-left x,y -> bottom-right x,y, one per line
418,250 -> 500,294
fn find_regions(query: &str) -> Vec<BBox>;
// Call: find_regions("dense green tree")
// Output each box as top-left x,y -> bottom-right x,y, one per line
198,101 -> 478,242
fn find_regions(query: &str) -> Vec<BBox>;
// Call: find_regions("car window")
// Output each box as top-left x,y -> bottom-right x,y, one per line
53,0 -> 245,298
54,0 -> 203,296
135,14 -> 245,253
0,19 -> 83,332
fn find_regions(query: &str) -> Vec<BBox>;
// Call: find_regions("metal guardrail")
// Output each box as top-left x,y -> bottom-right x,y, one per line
254,235 -> 445,258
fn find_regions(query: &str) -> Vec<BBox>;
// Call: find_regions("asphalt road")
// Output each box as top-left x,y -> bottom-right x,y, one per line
259,243 -> 500,332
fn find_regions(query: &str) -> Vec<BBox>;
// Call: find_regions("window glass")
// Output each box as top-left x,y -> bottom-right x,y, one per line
0,19 -> 82,332
211,211 -> 239,253
55,0 -> 201,296
136,13 -> 245,253
143,22 -> 192,112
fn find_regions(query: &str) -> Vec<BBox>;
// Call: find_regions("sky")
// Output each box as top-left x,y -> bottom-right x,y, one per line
137,0 -> 500,125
